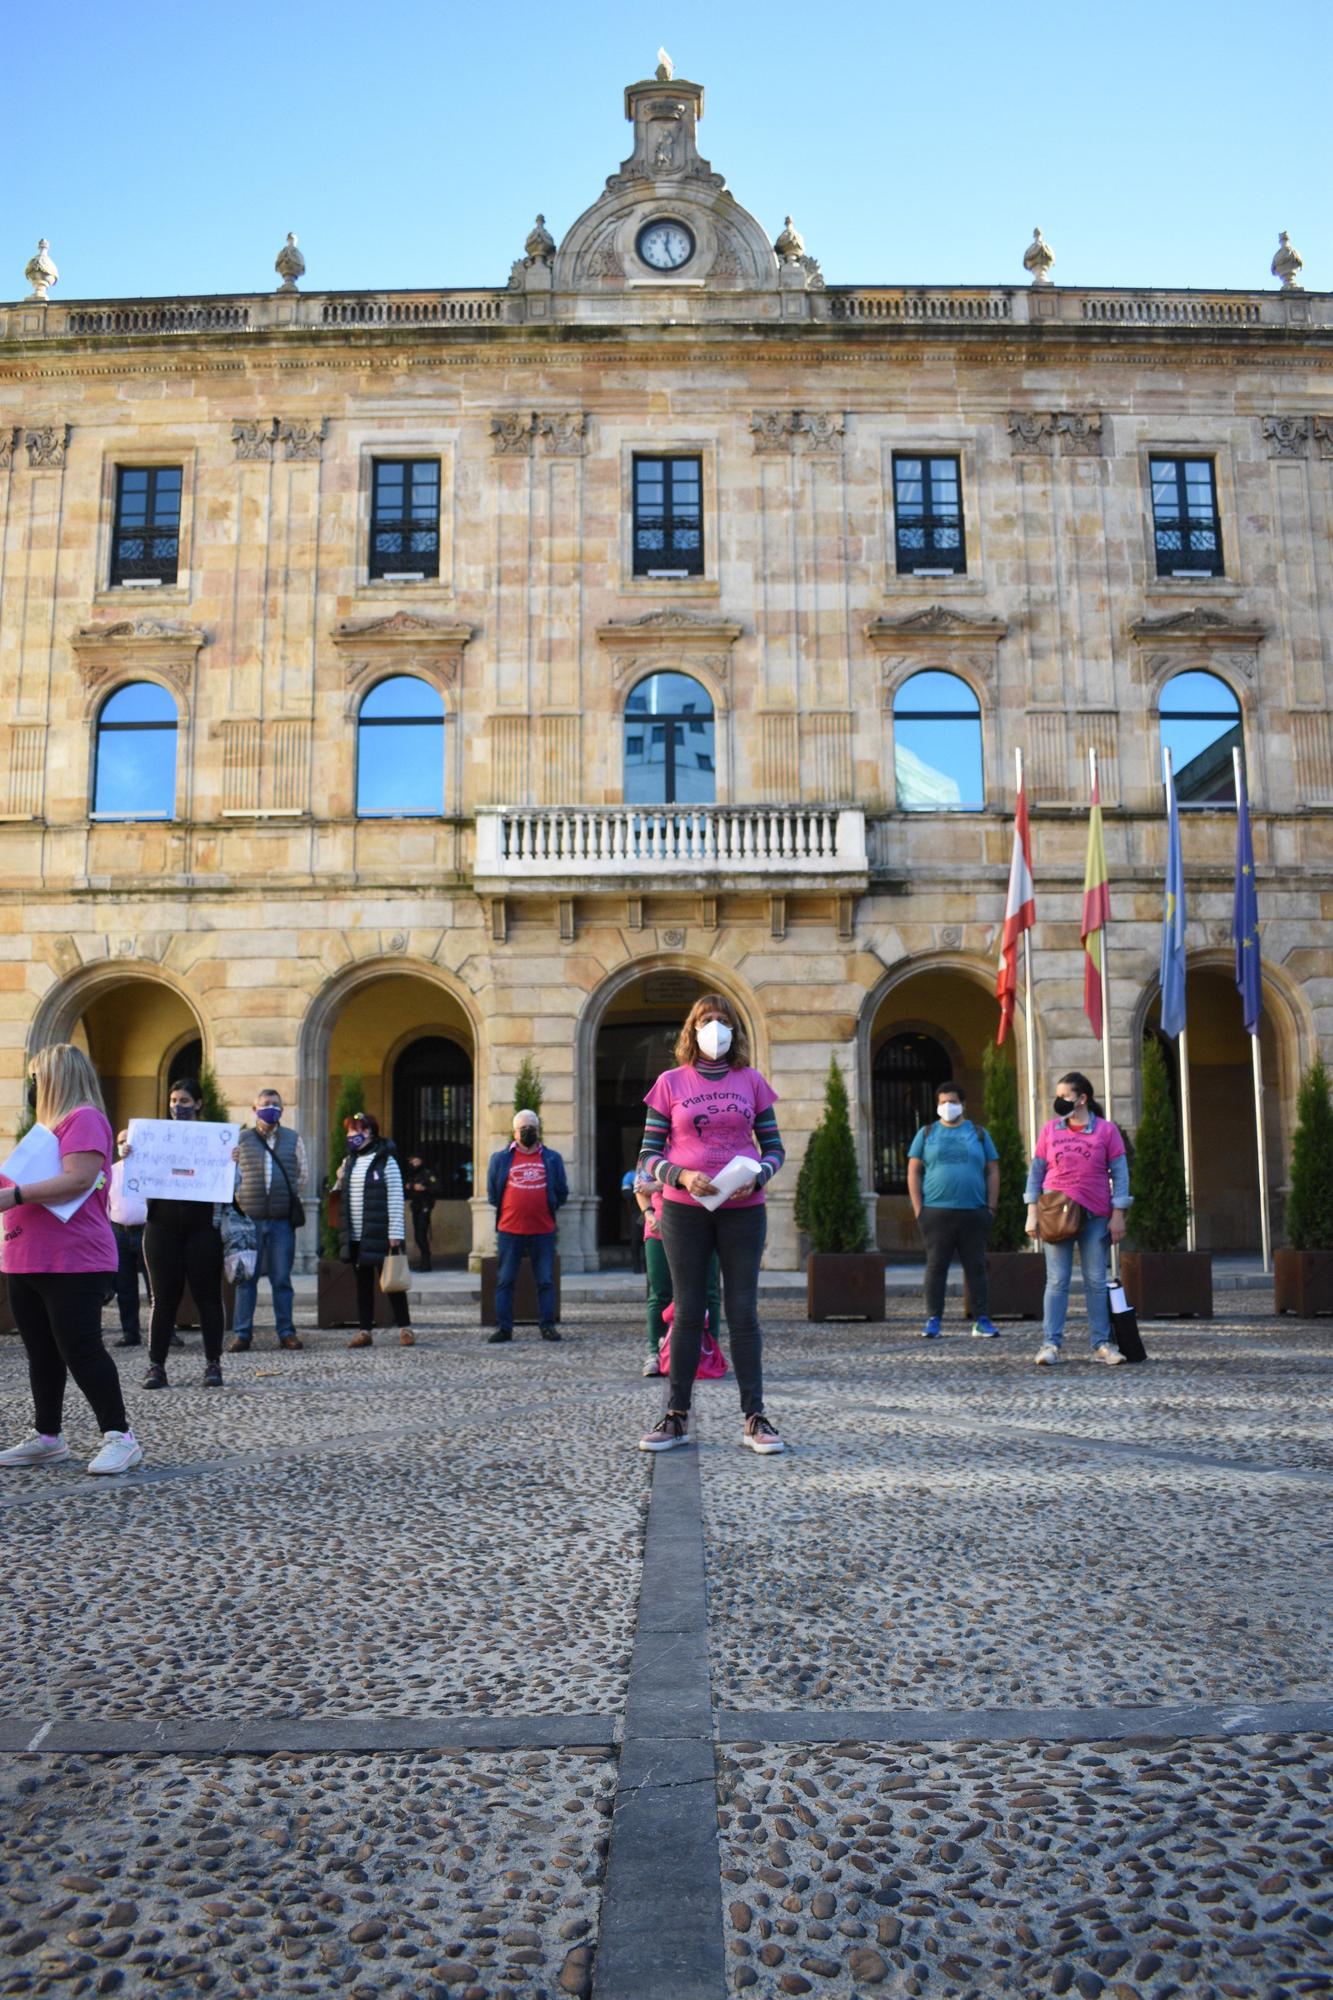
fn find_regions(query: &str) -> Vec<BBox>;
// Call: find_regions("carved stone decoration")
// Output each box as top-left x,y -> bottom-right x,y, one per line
1007,411 -> 1053,455
1054,412 -> 1103,456
655,47 -> 674,80
940,926 -> 963,950
232,420 -> 278,462
490,412 -> 538,455
797,412 -> 844,453
331,611 -> 474,710
25,425 -> 72,469
1261,415 -> 1312,458
524,214 -> 556,265
597,609 -> 742,694
1023,227 -> 1055,285
1130,607 -> 1267,645
774,216 -> 806,263
274,232 -> 305,292
661,928 -> 685,949
601,69 -> 725,195
279,417 -> 327,462
751,411 -> 798,453
712,245 -> 743,279
70,617 -> 207,707
1130,607 -> 1265,691
866,605 -> 1009,697
1314,417 -> 1333,461
24,238 -> 58,302
539,412 -> 588,456
1271,230 -> 1304,291
867,606 -> 1009,642
0,428 -> 20,469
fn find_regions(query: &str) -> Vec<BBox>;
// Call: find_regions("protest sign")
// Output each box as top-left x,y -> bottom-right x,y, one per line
124,1118 -> 238,1204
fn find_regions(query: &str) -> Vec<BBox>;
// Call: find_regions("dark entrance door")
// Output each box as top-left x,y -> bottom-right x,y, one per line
596,1020 -> 681,1258
391,1036 -> 474,1201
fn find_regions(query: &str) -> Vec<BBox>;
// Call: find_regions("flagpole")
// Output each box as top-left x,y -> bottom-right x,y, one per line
1235,745 -> 1272,1274
1090,747 -> 1113,1129
1016,746 -> 1039,1163
1163,747 -> 1197,1252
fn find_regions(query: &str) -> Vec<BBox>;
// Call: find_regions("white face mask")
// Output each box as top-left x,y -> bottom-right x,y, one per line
939,1102 -> 963,1124
696,1020 -> 733,1061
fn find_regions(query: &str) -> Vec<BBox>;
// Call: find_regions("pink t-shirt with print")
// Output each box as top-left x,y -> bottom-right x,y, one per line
644,1066 -> 779,1209
1,1106 -> 117,1275
1033,1115 -> 1125,1220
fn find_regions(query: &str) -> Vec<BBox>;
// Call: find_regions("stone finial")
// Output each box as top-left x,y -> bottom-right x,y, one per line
774,216 -> 806,263
524,214 -> 556,265
1272,230 -> 1304,291
274,232 -> 305,293
1023,227 -> 1055,285
24,238 -> 58,302
655,47 -> 674,81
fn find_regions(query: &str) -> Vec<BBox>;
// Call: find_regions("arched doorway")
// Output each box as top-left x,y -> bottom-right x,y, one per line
30,970 -> 206,1136
863,962 -> 1030,1253
318,969 -> 477,1268
1143,965 -> 1291,1251
590,967 -> 756,1266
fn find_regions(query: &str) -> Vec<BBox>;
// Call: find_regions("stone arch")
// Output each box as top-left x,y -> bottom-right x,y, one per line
27,960 -> 209,1133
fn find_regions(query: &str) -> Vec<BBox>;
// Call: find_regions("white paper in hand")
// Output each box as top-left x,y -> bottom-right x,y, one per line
693,1154 -> 762,1212
0,1123 -> 97,1222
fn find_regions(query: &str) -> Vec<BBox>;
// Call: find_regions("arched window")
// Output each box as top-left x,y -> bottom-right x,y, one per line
1159,670 -> 1242,806
892,670 -> 984,810
872,1031 -> 952,1193
624,672 -> 715,806
93,682 -> 177,819
356,675 -> 445,817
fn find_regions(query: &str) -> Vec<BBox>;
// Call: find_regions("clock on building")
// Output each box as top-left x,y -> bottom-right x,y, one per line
636,220 -> 695,272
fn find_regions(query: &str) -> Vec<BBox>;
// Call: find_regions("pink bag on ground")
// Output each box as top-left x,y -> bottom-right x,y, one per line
658,1300 -> 729,1379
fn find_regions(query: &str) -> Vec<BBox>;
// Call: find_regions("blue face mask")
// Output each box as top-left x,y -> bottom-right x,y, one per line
346,1132 -> 368,1151
170,1103 -> 198,1121
256,1105 -> 281,1126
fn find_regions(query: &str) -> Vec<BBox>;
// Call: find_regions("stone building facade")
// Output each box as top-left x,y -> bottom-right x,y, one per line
2,63 -> 1330,1268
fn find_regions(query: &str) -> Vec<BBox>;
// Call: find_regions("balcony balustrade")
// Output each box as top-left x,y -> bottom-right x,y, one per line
474,804 -> 867,889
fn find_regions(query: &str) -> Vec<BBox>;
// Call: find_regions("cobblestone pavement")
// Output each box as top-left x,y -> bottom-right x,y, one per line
0,1290 -> 1329,1999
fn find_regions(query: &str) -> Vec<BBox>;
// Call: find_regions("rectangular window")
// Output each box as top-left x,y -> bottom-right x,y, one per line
110,466 -> 182,586
1150,457 -> 1224,578
893,454 -> 966,575
370,459 -> 441,580
633,456 -> 703,577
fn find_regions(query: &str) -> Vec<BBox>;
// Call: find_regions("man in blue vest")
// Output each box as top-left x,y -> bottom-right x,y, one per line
486,1111 -> 568,1344
230,1087 -> 308,1352
907,1081 -> 1000,1340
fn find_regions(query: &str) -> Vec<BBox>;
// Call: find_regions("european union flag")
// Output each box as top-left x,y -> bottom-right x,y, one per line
1160,755 -> 1187,1039
1233,758 -> 1262,1036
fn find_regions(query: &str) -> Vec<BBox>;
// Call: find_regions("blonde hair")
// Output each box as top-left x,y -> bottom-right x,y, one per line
31,1043 -> 107,1128
674,993 -> 751,1069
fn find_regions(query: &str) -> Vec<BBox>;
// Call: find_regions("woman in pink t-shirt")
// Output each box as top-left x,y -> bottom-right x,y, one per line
1023,1069 -> 1132,1367
636,994 -> 787,1456
0,1044 -> 142,1475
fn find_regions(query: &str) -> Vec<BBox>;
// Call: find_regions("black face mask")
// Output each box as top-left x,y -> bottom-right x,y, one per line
1053,1095 -> 1078,1118
26,1076 -> 38,1112
170,1104 -> 199,1121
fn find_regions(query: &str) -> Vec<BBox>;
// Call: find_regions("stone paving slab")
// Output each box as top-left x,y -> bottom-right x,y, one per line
0,1748 -> 613,1999
716,1734 -> 1332,1999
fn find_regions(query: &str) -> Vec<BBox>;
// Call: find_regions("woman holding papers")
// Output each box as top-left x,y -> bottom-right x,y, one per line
0,1044 -> 142,1475
636,994 -> 786,1456
131,1077 -> 228,1391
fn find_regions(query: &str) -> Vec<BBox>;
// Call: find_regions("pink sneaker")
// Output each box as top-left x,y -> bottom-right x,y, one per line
742,1412 -> 785,1455
638,1410 -> 690,1452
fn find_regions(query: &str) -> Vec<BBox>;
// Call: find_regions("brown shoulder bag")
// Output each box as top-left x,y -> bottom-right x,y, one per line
1036,1190 -> 1085,1243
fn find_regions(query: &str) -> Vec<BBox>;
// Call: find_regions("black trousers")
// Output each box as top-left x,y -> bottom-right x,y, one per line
144,1215 -> 225,1364
918,1205 -> 992,1318
353,1252 -> 412,1330
9,1271 -> 130,1437
658,1199 -> 767,1418
410,1207 -> 433,1271
112,1223 -> 147,1335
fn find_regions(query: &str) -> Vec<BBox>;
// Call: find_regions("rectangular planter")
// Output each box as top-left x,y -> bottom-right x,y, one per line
964,1250 -> 1046,1322
806,1252 -> 886,1323
1120,1250 -> 1213,1319
1274,1247 -> 1333,1316
480,1255 -> 562,1326
317,1257 -> 396,1329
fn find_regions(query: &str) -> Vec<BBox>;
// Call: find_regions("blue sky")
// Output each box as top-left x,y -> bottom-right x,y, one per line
9,0 -> 1329,301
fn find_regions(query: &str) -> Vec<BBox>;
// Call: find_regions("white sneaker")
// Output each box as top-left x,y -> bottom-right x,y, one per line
0,1432 -> 71,1468
1092,1343 -> 1127,1366
87,1431 -> 144,1476
1034,1344 -> 1061,1366
742,1413 -> 786,1455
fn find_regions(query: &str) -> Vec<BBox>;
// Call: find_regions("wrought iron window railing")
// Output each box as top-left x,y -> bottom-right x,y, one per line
632,456 -> 704,576
369,459 -> 441,579
1150,457 -> 1224,578
893,454 -> 966,575
110,466 -> 181,586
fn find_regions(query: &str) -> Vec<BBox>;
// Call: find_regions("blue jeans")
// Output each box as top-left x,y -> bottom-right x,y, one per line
495,1230 -> 557,1330
232,1218 -> 296,1342
1041,1211 -> 1111,1348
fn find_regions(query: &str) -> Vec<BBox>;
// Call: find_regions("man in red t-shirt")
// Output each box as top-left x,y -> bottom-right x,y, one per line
486,1112 -> 569,1344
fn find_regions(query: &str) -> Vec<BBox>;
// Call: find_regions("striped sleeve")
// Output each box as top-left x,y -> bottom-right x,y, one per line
753,1105 -> 785,1187
385,1156 -> 406,1241
639,1107 -> 683,1187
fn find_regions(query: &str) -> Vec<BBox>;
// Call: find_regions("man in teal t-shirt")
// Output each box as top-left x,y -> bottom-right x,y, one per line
906,1082 -> 1001,1340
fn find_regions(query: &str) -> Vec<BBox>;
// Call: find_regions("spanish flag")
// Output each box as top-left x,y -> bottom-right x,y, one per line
1081,772 -> 1111,1041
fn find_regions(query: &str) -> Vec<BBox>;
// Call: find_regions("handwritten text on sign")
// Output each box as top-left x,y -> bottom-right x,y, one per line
124,1119 -> 238,1205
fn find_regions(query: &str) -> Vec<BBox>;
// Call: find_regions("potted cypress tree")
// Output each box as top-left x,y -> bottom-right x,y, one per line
1275,1054 -> 1333,1315
317,1072 -> 390,1328
806,1057 -> 885,1322
792,1116 -> 822,1266
963,1044 -> 1045,1320
1122,1037 -> 1212,1317
481,1060 -> 562,1323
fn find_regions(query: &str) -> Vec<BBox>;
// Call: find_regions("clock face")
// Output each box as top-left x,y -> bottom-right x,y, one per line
636,220 -> 695,272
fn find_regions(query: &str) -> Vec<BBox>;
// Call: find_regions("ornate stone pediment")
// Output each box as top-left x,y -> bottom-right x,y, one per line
596,609 -> 742,695
331,612 -> 474,707
70,617 -> 207,707
1129,607 -> 1266,645
866,606 -> 1008,697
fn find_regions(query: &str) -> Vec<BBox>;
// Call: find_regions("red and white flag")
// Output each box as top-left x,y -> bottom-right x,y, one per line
996,776 -> 1036,1045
